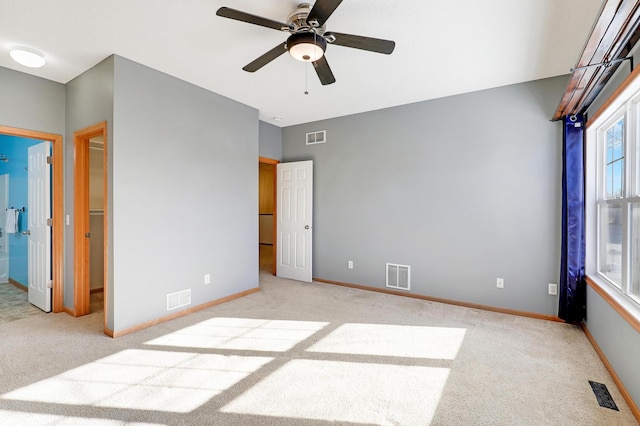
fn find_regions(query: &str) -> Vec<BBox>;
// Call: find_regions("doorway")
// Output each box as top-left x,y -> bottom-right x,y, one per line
0,125 -> 63,313
259,157 -> 278,275
73,122 -> 107,321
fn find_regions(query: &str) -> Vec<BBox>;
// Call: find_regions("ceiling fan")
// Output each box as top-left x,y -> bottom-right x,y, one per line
216,0 -> 395,85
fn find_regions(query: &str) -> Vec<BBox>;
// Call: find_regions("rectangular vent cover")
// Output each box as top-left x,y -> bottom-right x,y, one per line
589,381 -> 619,411
167,289 -> 191,311
306,130 -> 326,145
386,263 -> 410,291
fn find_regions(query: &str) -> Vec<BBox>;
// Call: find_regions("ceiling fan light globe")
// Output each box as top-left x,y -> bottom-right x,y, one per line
290,43 -> 324,62
287,32 -> 326,62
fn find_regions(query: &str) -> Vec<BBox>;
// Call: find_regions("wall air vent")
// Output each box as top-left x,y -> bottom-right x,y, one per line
167,289 -> 191,311
306,130 -> 326,145
386,263 -> 410,291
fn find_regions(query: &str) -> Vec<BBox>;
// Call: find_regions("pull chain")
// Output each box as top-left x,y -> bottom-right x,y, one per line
304,31 -> 320,95
305,62 -> 309,95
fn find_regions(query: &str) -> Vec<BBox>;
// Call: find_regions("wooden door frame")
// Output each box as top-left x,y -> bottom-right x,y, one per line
0,125 -> 63,313
73,122 -> 108,320
259,157 -> 278,275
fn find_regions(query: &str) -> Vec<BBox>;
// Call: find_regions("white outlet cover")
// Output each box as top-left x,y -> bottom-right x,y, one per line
548,283 -> 558,295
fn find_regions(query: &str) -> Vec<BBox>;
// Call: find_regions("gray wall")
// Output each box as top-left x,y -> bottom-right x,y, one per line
585,286 -> 640,406
259,120 -> 282,160
0,67 -> 66,312
111,56 -> 259,331
64,56 -> 115,322
2,59 -> 260,333
283,76 -> 566,316
584,46 -> 640,410
0,67 -> 65,135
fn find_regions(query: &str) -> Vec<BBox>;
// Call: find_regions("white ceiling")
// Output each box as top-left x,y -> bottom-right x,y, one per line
0,0 -> 603,127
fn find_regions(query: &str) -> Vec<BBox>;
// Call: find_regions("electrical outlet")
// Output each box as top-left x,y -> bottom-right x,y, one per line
496,278 -> 504,289
204,273 -> 211,285
548,283 -> 558,295
348,260 -> 353,269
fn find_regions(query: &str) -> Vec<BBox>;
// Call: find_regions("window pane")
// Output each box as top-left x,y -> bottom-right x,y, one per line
613,160 -> 624,198
613,141 -> 623,160
604,117 -> 625,200
599,204 -> 623,287
606,164 -> 614,198
615,119 -> 624,140
630,203 -> 640,297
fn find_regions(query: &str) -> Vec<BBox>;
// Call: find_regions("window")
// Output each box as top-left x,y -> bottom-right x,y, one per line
591,93 -> 640,305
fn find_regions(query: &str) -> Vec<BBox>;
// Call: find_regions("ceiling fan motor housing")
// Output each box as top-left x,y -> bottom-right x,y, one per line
287,3 -> 326,33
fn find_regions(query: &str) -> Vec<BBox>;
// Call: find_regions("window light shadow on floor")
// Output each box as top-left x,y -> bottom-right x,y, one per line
144,317 -> 329,352
0,410 -> 163,426
221,359 -> 451,424
1,317 -> 466,424
2,349 -> 273,413
307,323 -> 466,359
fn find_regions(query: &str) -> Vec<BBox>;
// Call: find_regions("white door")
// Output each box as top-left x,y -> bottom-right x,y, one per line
27,142 -> 52,312
0,175 -> 8,283
277,160 -> 313,282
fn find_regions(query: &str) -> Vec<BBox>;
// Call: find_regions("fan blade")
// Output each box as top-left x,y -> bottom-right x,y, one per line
313,56 -> 336,85
326,32 -> 395,54
216,7 -> 287,31
307,0 -> 343,28
242,43 -> 288,72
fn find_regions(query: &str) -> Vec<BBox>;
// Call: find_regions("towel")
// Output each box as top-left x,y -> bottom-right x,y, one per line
5,208 -> 18,234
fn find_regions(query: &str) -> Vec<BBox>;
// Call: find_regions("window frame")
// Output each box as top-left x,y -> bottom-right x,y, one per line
587,72 -> 640,321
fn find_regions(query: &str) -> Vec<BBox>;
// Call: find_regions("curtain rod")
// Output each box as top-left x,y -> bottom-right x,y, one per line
570,56 -> 633,72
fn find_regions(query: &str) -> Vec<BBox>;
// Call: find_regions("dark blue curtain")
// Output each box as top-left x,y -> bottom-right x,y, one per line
559,114 -> 586,323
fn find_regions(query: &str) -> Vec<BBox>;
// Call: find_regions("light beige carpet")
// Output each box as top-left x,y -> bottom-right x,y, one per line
0,272 -> 636,425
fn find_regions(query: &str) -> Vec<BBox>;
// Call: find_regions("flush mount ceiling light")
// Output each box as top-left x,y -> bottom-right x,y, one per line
287,32 -> 326,62
10,47 -> 45,68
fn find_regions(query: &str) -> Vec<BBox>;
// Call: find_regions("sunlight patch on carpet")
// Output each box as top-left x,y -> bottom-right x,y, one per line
144,317 -> 329,351
307,323 -> 466,359
0,411 -> 162,425
2,349 -> 273,413
221,359 -> 449,424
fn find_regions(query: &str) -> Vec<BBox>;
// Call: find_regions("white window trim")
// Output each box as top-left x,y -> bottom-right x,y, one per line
586,71 -> 640,324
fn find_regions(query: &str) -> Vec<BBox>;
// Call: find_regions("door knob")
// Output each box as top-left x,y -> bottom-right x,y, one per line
305,225 -> 310,229
22,230 -> 30,235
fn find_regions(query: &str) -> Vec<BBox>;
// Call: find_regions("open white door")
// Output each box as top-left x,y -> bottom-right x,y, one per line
277,160 -> 313,282
27,142 -> 52,312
